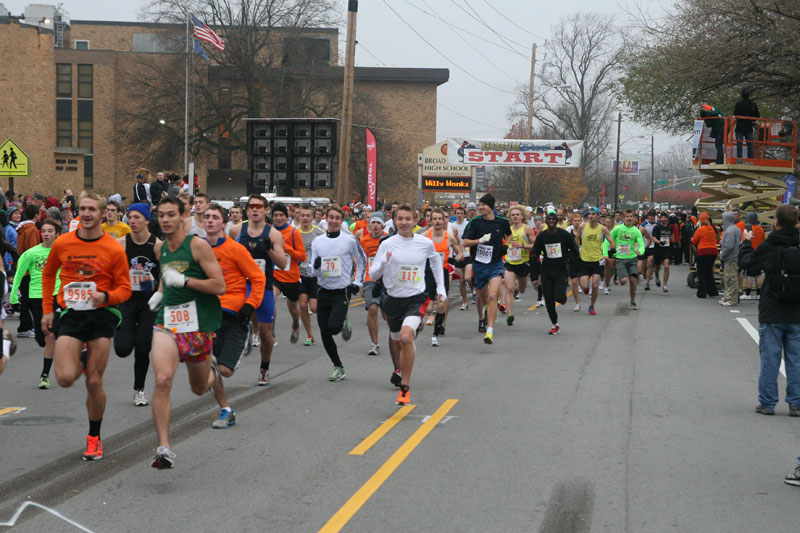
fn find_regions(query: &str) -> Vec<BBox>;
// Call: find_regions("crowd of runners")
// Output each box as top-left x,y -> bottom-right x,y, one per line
0,187 -> 789,476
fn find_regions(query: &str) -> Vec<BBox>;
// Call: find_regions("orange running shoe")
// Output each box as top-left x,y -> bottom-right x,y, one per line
83,435 -> 103,461
396,385 -> 410,405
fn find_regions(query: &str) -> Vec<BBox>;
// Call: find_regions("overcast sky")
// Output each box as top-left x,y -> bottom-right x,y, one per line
3,0 -> 683,162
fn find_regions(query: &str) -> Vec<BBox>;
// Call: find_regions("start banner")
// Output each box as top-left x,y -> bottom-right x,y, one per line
447,138 -> 582,168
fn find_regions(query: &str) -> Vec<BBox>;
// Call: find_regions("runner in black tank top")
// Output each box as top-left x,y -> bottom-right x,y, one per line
114,204 -> 160,407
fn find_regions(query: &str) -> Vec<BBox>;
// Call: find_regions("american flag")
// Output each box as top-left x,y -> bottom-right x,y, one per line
191,13 -> 225,52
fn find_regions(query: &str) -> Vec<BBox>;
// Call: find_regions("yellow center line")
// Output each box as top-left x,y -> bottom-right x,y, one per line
0,407 -> 23,416
349,404 -> 415,456
319,399 -> 459,533
527,290 -> 573,311
349,297 -> 365,307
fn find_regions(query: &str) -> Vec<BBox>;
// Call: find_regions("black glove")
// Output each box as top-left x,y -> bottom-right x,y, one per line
447,256 -> 456,265
314,256 -> 322,269
238,303 -> 255,323
372,280 -> 383,298
501,245 -> 508,257
348,283 -> 360,296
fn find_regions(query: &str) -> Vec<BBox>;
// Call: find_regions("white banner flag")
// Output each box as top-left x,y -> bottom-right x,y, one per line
447,138 -> 583,167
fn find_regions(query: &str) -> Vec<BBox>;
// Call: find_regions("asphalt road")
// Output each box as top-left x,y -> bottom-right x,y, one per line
1,264 -> 799,532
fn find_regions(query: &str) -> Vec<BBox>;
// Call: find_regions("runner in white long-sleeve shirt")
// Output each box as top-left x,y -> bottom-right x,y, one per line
369,204 -> 446,405
308,206 -> 367,381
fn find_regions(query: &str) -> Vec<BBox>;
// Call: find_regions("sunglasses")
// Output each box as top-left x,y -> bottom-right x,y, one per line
247,204 -> 266,210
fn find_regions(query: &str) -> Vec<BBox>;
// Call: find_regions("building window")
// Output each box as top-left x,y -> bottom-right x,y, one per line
74,40 -> 90,50
77,64 -> 93,99
56,63 -> 71,97
78,120 -> 92,152
84,156 -> 93,189
56,100 -> 72,146
133,33 -> 168,53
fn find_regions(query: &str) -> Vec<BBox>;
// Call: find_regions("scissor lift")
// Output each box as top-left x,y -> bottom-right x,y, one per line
692,116 -> 796,225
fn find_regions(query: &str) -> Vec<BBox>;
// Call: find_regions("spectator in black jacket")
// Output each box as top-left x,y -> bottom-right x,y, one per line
733,90 -> 760,159
149,171 -> 170,202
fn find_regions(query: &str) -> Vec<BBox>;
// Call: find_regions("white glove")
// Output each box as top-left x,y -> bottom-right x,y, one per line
162,268 -> 187,288
479,233 -> 491,244
148,291 -> 163,311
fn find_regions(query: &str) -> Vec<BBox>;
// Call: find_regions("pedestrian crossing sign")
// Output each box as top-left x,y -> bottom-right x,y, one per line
0,139 -> 30,177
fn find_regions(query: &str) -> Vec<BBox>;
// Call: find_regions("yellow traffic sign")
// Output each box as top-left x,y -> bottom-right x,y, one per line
0,139 -> 30,177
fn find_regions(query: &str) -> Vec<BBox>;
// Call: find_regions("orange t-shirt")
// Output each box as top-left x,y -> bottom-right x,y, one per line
41,230 -> 132,314
750,225 -> 766,250
427,229 -> 450,266
691,224 -> 719,255
360,232 -> 385,282
211,237 -> 265,313
274,225 -> 305,283
352,219 -> 367,235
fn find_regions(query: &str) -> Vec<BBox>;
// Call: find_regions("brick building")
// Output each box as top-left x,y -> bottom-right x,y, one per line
0,4 -> 448,203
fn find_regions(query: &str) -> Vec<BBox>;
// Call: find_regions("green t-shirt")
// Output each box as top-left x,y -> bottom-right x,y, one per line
609,224 -> 645,260
10,244 -> 61,303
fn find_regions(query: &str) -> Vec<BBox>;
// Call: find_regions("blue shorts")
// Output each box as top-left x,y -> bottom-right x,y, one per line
472,261 -> 504,290
246,283 -> 275,324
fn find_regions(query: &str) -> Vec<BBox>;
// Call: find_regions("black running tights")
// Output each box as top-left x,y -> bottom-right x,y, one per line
316,288 -> 349,368
114,298 -> 156,390
541,270 -> 568,325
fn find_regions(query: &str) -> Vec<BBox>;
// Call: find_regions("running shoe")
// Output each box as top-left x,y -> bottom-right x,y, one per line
329,366 -> 346,381
514,290 -> 521,301
574,303 -> 580,312
644,283 -> 650,291
498,304 -> 507,315
655,277 -> 661,287
478,318 -> 487,333
483,332 -> 493,344
425,314 -> 434,326
133,389 -> 149,406
252,333 -> 261,347
290,321 -> 300,344
613,275 -> 619,285
588,307 -> 596,316
257,369 -> 270,386
396,386 -> 410,405
16,329 -> 35,338
38,373 -> 51,389
785,463 -> 800,487
663,286 -> 668,293
431,335 -> 440,347
304,337 -> 315,346
83,435 -> 103,461
599,281 -> 605,290
390,369 -> 402,387
341,320 -> 352,341
603,287 -> 610,295
459,303 -> 469,311
507,315 -> 514,326
719,300 -> 734,307
629,301 -> 638,310
212,408 -> 236,429
537,299 -> 545,308
368,343 -> 380,355
548,325 -> 560,335
755,404 -> 775,415
151,446 -> 176,469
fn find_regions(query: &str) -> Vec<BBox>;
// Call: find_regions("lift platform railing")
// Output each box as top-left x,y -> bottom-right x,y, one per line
693,116 -> 796,171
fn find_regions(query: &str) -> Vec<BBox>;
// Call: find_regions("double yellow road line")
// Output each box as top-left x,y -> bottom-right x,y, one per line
319,399 -> 459,532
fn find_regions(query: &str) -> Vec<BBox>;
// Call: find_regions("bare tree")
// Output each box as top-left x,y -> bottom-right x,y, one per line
508,13 -> 624,189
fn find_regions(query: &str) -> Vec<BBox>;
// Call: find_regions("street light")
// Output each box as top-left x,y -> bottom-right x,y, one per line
158,119 -> 166,125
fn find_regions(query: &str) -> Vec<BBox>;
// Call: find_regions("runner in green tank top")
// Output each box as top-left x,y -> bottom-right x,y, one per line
574,207 -> 615,315
148,197 -> 225,470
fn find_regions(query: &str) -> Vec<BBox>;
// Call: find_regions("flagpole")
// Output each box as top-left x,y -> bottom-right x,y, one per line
184,10 -> 189,181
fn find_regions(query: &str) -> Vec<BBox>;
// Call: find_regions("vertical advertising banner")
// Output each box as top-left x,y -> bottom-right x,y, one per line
366,128 -> 377,209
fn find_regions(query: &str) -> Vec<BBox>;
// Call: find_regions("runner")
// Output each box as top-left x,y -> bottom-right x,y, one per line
148,197 -> 225,469
41,191 -> 132,461
650,212 -> 673,292
567,212 -> 583,312
224,204 -> 242,236
10,218 -> 61,389
451,205 -> 473,310
640,210 -> 658,290
610,209 -> 647,310
270,203 -> 308,345
530,210 -> 579,334
602,216 -> 617,294
297,204 -> 325,346
309,205 -> 367,381
101,200 -> 131,239
113,203 -> 160,406
204,205 -> 265,429
370,203 -> 446,404
500,206 -> 535,326
187,192 -> 209,237
229,195 -> 287,386
460,195 -> 511,344
425,207 -> 461,346
574,207 -> 615,315
359,211 -> 387,355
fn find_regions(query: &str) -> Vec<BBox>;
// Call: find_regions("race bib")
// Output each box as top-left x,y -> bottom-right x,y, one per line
254,259 -> 267,273
164,301 -> 199,333
274,254 -> 291,271
660,236 -> 669,246
507,246 -> 523,262
396,264 -> 422,289
322,256 -> 342,277
545,243 -> 563,259
618,244 -> 631,255
64,281 -> 97,311
475,244 -> 493,264
130,269 -> 155,292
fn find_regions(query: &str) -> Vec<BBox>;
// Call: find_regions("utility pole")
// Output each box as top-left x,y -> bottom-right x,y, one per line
523,43 -> 536,206
336,1 -> 358,206
650,134 -> 655,209
613,112 -> 621,210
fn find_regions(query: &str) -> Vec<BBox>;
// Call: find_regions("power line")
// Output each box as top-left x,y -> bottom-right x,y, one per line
381,0 -> 517,95
452,0 -> 530,56
437,101 -> 508,130
478,0 -> 548,41
356,41 -> 387,67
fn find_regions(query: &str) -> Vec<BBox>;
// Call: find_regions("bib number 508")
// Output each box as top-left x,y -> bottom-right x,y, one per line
169,309 -> 191,323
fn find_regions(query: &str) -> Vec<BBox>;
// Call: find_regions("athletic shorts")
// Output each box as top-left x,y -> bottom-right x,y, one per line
644,248 -> 654,258
363,281 -> 383,310
382,293 -> 427,333
213,312 -> 248,371
31,297 -> 62,348
504,262 -> 530,277
246,283 -> 275,324
616,258 -> 639,279
57,307 -> 121,342
153,327 -> 214,364
300,275 -> 318,299
472,260 -> 504,290
425,268 -> 451,301
579,260 -> 604,277
745,268 -> 762,278
274,279 -> 302,302
454,257 -> 473,269
607,249 -> 616,259
654,247 -> 672,264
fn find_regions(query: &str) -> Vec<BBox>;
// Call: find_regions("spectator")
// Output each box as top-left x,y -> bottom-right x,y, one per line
150,171 -> 169,202
167,173 -> 181,198
691,212 -> 719,298
719,211 -> 741,306
733,90 -> 760,159
4,205 -> 19,272
699,104 -> 725,164
62,188 -> 76,214
133,168 -> 151,203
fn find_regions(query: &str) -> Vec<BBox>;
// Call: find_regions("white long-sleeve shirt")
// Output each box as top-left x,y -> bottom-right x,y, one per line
370,234 -> 447,300
309,231 -> 367,290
